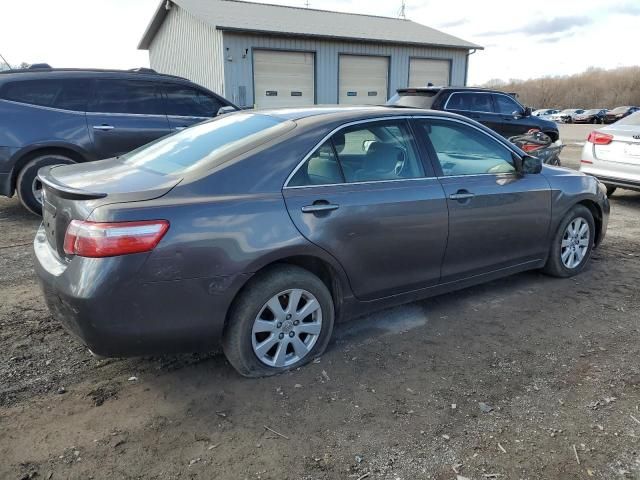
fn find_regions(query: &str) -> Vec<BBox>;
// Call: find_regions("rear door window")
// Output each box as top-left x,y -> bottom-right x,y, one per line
88,79 -> 164,115
0,78 -> 90,111
446,92 -> 494,113
163,84 -> 223,117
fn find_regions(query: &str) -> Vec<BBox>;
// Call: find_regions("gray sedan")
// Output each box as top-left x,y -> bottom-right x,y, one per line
34,107 -> 609,377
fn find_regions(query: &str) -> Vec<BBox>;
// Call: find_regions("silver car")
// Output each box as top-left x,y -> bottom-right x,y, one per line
580,111 -> 640,195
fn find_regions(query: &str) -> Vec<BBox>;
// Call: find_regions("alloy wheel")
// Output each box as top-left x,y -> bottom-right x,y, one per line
560,217 -> 590,269
251,289 -> 322,368
32,177 -> 43,205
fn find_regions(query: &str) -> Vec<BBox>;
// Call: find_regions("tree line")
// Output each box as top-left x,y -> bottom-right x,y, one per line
479,66 -> 640,110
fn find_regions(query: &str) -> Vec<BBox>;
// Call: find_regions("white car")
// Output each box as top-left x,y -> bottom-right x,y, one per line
550,109 -> 584,123
580,111 -> 640,196
533,108 -> 559,120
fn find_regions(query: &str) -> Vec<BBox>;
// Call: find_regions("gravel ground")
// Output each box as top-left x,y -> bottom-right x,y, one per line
1,127 -> 639,480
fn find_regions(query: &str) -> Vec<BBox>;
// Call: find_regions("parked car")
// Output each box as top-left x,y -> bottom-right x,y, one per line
0,67 -> 238,214
34,107 -> 609,377
385,87 -> 559,142
550,109 -> 585,123
603,106 -> 640,124
580,111 -> 640,196
533,108 -> 559,119
573,109 -> 608,124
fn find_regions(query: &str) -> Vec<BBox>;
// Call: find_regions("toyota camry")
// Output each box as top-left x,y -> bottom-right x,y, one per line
34,107 -> 609,377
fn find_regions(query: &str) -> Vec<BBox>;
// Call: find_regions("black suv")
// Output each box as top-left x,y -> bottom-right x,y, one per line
0,67 -> 237,214
386,87 -> 559,142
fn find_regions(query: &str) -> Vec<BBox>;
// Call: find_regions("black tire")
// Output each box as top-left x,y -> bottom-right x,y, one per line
222,265 -> 335,377
542,205 -> 595,278
605,185 -> 617,197
16,154 -> 74,215
592,118 -> 598,124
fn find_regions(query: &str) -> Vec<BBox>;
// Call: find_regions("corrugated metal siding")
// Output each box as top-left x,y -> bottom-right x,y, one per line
148,5 -> 225,95
222,32 -> 468,107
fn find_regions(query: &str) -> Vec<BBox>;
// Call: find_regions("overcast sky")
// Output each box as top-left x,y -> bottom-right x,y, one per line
1,0 -> 639,85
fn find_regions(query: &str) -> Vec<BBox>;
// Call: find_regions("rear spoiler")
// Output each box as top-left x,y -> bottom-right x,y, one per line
38,165 -> 107,200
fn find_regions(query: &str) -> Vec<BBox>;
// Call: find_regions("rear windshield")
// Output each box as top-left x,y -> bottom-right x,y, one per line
617,111 -> 640,126
121,113 -> 293,175
386,91 -> 437,109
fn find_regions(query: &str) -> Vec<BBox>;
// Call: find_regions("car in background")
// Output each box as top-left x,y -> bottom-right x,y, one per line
580,111 -> 640,196
603,106 -> 640,124
386,87 -> 559,142
550,109 -> 585,123
33,107 -> 608,377
533,108 -> 559,119
0,67 -> 238,214
574,109 -> 608,124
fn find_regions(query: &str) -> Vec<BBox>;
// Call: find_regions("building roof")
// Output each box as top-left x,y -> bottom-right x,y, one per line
138,0 -> 482,51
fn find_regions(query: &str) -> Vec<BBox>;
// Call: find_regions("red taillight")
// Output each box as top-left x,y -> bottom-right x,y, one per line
63,220 -> 169,258
587,131 -> 613,145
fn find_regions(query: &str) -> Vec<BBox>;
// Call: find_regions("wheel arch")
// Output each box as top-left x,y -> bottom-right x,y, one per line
577,199 -> 603,247
10,144 -> 89,193
224,254 -> 348,330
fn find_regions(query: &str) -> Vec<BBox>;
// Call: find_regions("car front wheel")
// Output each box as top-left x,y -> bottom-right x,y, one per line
543,205 -> 595,278
222,265 -> 335,377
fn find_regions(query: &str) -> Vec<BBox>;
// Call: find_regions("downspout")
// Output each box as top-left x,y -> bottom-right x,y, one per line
464,48 -> 477,86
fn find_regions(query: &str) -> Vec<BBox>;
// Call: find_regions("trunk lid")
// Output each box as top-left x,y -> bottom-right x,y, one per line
39,158 -> 180,258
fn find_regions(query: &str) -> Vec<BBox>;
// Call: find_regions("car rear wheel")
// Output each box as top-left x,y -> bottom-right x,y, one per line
542,205 -> 595,278
222,265 -> 335,377
16,154 -> 75,216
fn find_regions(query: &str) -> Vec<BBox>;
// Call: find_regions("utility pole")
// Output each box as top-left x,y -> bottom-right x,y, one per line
304,0 -> 310,8
398,0 -> 406,19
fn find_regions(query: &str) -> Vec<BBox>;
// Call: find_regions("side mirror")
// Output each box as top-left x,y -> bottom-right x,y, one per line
522,154 -> 542,174
217,106 -> 236,116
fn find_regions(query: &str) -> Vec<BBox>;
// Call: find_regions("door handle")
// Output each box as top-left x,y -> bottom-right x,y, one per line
449,190 -> 475,201
93,124 -> 114,131
301,203 -> 340,213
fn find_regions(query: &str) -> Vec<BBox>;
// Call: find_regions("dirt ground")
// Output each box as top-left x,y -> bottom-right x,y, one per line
1,126 -> 639,480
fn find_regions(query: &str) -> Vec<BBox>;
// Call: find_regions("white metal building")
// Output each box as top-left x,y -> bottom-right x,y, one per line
138,0 -> 481,108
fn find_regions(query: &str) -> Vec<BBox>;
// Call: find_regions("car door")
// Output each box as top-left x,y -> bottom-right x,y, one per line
283,118 -> 449,301
444,91 -> 502,134
162,83 -> 225,132
492,93 -> 533,137
412,117 -> 551,282
86,79 -> 171,159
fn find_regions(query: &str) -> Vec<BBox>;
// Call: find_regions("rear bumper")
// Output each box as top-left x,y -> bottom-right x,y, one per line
33,226 -> 250,357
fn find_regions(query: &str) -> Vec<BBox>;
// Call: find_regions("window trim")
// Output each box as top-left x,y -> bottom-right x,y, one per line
283,115 -> 523,189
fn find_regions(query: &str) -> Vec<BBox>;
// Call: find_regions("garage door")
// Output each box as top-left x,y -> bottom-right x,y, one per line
408,58 -> 450,87
253,50 -> 315,108
339,55 -> 389,105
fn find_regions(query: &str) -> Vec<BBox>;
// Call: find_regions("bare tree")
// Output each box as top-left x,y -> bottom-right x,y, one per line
477,66 -> 640,109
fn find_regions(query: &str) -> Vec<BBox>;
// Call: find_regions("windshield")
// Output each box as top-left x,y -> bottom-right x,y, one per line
584,109 -> 600,114
386,91 -> 437,109
617,111 -> 640,126
121,113 -> 293,175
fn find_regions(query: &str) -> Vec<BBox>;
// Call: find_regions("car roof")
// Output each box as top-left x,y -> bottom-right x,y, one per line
238,105 -> 487,124
0,67 -> 189,83
395,86 -> 511,95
